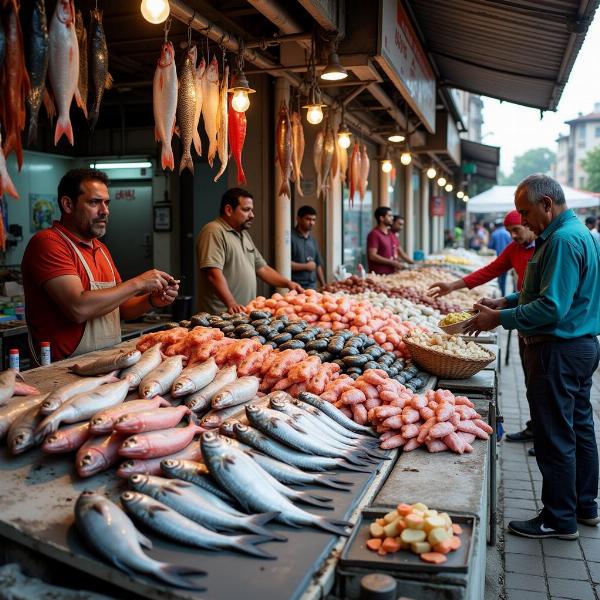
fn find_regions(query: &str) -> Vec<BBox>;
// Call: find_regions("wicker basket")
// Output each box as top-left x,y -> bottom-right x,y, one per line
439,311 -> 478,335
404,338 -> 495,379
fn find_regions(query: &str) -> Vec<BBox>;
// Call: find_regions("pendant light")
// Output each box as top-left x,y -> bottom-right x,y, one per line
388,125 -> 405,143
140,0 -> 170,24
321,51 -> 347,81
302,36 -> 326,125
426,166 -> 437,179
444,183 -> 453,192
437,176 -> 447,187
381,147 -> 393,173
337,105 -> 351,149
456,190 -> 465,199
228,49 -> 255,113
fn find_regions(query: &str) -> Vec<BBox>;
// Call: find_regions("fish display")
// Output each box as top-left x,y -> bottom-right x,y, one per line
88,8 -> 111,130
69,349 -> 141,376
0,394 -> 47,441
192,54 -> 205,156
275,101 -> 292,197
177,46 -> 197,174
211,376 -> 260,409
7,404 -> 46,454
228,96 -> 247,184
153,41 -> 177,170
213,65 -> 229,182
120,344 -> 162,390
171,358 -> 218,398
41,372 -> 119,414
114,404 -> 190,434
185,365 -> 237,413
41,421 -> 90,454
89,396 -> 170,434
139,355 -> 184,399
74,10 -> 88,119
202,55 -> 219,168
76,431 -> 125,478
290,110 -> 305,196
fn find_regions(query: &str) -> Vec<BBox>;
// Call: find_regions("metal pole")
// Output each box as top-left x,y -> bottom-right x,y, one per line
420,169 -> 430,255
404,163 -> 414,258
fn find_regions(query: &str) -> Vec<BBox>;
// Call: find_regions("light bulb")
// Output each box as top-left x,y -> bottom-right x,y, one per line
400,152 -> 412,165
381,159 -> 392,173
437,176 -> 447,187
388,133 -> 405,143
426,167 -> 436,179
140,0 -> 170,24
463,195 -> 469,202
445,183 -> 453,192
231,90 -> 250,112
338,132 -> 351,149
306,105 -> 324,125
456,190 -> 465,199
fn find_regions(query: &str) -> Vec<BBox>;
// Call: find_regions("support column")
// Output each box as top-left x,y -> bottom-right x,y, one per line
403,163 -> 414,258
419,169 -> 430,255
326,112 -> 343,282
274,78 -> 291,284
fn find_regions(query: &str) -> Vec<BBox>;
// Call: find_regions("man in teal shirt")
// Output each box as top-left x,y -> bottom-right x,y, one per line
466,174 -> 600,539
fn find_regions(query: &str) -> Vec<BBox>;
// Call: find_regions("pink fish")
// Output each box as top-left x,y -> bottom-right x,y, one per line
0,131 -> 19,199
201,55 -> 219,167
76,431 -> 126,478
89,396 -> 170,434
116,441 -> 203,478
113,405 -> 191,434
153,42 -> 177,170
13,381 -> 41,396
42,421 -> 90,454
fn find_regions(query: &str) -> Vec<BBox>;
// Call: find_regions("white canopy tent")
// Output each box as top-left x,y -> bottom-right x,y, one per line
467,185 -> 600,214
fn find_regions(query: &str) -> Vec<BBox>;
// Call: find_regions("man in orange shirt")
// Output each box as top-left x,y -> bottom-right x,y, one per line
22,168 -> 179,362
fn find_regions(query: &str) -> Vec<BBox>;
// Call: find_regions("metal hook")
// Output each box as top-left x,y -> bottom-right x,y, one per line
187,25 -> 193,48
163,17 -> 172,42
187,9 -> 196,27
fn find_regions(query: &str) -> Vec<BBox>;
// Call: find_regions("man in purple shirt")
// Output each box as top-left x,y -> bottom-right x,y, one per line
367,207 -> 403,274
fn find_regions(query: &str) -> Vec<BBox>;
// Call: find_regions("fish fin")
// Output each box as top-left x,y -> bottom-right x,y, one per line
317,517 -> 353,536
165,479 -> 191,494
43,89 -> 57,121
290,169 -> 296,183
137,530 -> 153,549
278,180 -> 291,199
75,89 -> 88,118
295,179 -> 304,197
154,126 -> 160,142
340,460 -> 371,473
316,476 -> 354,491
193,132 -> 202,156
54,115 -> 73,146
0,172 -> 19,200
156,564 -> 207,590
233,536 -> 276,559
287,420 -> 307,435
105,72 -> 113,90
237,167 -> 247,185
161,145 -> 174,171
245,512 -> 286,540
207,141 -> 217,168
149,504 -> 169,517
179,152 -> 194,175
213,161 -> 227,182
173,125 -> 180,138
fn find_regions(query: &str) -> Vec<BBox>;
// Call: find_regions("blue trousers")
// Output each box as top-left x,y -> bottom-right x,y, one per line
523,336 -> 600,531
497,273 -> 507,296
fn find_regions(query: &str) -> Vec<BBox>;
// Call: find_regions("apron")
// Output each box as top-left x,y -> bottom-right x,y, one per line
29,230 -> 122,364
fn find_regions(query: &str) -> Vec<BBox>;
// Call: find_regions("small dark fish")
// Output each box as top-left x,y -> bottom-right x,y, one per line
88,8 -> 112,130
75,9 -> 88,118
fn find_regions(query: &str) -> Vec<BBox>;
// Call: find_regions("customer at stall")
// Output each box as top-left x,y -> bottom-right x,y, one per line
487,218 -> 512,294
196,187 -> 302,315
22,168 -> 179,362
585,215 -> 600,242
391,215 -> 415,265
366,207 -> 404,274
291,205 -> 325,290
465,174 -> 600,539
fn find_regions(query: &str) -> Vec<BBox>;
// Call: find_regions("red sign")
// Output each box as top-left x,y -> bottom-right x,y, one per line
115,189 -> 136,201
430,196 -> 445,217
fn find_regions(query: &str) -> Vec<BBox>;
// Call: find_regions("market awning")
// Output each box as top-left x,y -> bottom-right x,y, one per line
461,140 -> 500,182
405,0 -> 600,111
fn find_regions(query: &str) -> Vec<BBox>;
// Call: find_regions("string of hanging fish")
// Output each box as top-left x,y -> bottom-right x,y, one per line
153,29 -> 247,183
0,0 -> 112,202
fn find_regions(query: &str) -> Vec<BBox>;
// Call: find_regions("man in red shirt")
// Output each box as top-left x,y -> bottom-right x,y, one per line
22,168 -> 179,362
367,207 -> 404,275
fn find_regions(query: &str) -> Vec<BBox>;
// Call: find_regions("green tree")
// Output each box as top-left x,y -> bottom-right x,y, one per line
581,146 -> 600,192
503,148 -> 556,185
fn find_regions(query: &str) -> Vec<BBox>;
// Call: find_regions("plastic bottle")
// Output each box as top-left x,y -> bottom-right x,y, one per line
40,342 -> 51,366
9,348 -> 19,371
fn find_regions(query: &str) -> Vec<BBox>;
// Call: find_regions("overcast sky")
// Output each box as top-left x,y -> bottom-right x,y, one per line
481,11 -> 600,175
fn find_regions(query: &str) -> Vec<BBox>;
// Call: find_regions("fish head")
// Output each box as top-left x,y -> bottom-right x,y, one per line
42,432 -> 69,452
120,435 -> 148,454
120,490 -> 143,510
89,415 -> 113,433
160,458 -> 179,474
139,384 -> 158,399
55,0 -> 74,26
40,398 -> 61,414
77,448 -> 106,477
114,413 -> 141,432
128,472 -> 149,491
117,460 -> 145,478
172,380 -> 190,395
9,430 -> 32,454
159,42 -> 175,68
219,420 -> 237,438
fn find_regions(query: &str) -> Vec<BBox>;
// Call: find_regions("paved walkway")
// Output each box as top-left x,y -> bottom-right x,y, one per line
496,332 -> 600,600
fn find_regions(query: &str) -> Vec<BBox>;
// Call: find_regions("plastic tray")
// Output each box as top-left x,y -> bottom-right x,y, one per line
340,508 -> 475,574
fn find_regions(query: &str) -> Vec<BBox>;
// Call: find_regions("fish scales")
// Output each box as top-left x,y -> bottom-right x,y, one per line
88,8 -> 111,130
177,46 -> 197,174
153,41 -> 177,170
276,101 -> 293,197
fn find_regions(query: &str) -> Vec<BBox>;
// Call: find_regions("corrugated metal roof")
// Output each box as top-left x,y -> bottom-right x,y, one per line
461,139 -> 500,181
405,0 -> 599,111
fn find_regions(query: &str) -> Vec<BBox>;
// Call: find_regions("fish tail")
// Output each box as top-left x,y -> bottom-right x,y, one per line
278,180 -> 291,198
192,131 -> 202,156
294,178 -> 304,197
0,170 -> 19,200
161,144 -> 175,171
179,151 -> 194,175
236,160 -> 246,185
233,536 -> 276,559
156,564 -> 207,590
246,512 -> 287,541
75,89 -> 88,119
317,476 -> 354,491
296,491 -> 334,509
365,447 -> 390,460
154,126 -> 160,142
344,451 -> 376,467
27,114 -> 39,148
339,460 -> 372,473
317,517 -> 353,537
207,140 -> 217,168
35,415 -> 58,439
88,106 -> 100,133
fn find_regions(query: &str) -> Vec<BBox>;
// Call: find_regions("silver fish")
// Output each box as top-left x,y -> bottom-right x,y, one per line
41,371 -> 119,414
211,376 -> 260,409
177,46 -> 197,174
128,473 -> 280,538
201,432 -> 352,535
171,358 -> 217,398
213,65 -> 229,182
120,345 -> 162,390
201,398 -> 257,429
37,379 -> 130,436
192,53 -> 205,156
139,355 -> 184,399
69,349 -> 141,376
88,8 -> 112,130
319,121 -> 335,196
185,365 -> 237,413
7,404 -> 47,454
202,54 -> 219,167
160,458 -> 233,502
121,490 -> 274,558
0,394 -> 47,441
0,369 -> 20,404
90,396 -> 170,434
75,490 -> 205,589
290,110 -> 305,196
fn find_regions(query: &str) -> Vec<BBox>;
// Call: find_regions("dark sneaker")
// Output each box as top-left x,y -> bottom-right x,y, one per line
577,516 -> 600,526
505,427 -> 534,442
528,448 -> 536,457
508,515 -> 578,540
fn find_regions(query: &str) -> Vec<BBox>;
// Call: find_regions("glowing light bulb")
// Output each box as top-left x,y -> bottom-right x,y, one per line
388,133 -> 405,143
426,167 -> 436,179
140,0 -> 170,24
437,176 -> 447,187
457,190 -> 465,199
381,159 -> 392,173
445,183 -> 453,192
306,105 -> 324,125
463,195 -> 469,202
400,152 -> 412,166
338,132 -> 351,149
231,90 -> 250,112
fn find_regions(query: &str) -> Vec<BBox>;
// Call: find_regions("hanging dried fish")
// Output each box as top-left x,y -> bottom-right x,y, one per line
276,101 -> 293,198
358,144 -> 370,200
319,121 -> 335,196
213,65 -> 229,182
88,7 -> 112,131
177,46 -> 197,174
75,10 -> 88,119
192,53 -> 205,157
291,111 -> 305,197
202,55 -> 219,168
228,96 -> 247,185
153,42 -> 177,170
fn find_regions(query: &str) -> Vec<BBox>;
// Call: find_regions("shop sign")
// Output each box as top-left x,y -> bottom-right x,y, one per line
376,0 -> 436,133
430,196 -> 445,217
114,189 -> 136,201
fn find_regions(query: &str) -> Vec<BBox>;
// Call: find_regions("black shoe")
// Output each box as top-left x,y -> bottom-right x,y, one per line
528,448 -> 536,457
577,516 -> 600,526
505,427 -> 534,442
508,514 -> 578,540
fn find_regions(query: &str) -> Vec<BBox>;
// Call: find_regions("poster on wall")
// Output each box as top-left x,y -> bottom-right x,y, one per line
30,193 -> 59,232
430,196 -> 446,217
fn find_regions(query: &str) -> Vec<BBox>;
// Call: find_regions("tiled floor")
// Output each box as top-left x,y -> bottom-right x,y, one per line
497,332 -> 600,600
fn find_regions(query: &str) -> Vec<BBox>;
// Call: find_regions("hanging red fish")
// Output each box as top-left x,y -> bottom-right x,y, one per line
228,96 -> 247,185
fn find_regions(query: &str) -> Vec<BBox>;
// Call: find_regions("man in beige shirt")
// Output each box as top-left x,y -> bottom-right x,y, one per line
196,187 -> 302,314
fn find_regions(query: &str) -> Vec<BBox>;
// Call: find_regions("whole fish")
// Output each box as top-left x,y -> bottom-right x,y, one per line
201,398 -> 257,429
202,55 -> 219,168
201,432 -> 352,535
74,10 -> 88,118
185,365 -> 237,413
13,381 -> 42,396
211,376 -> 260,409
276,101 -> 292,197
117,441 -> 203,478
0,394 -> 47,441
119,418 -> 204,459
42,421 -> 90,454
330,133 -> 339,180
319,122 -> 335,196
114,405 -> 191,434
7,405 -> 46,454
171,358 -> 218,398
76,431 -> 126,478
192,54 -> 205,156
90,396 -> 170,434
0,369 -> 21,404
120,345 -> 162,390
290,111 -> 305,196
339,145 -> 348,185
75,491 -> 206,589
358,144 -> 370,200
88,8 -> 112,131
26,0 -> 50,146
160,458 -> 234,502
121,491 -> 274,558
348,141 -> 360,206
129,473 -> 280,538
42,372 -> 119,414
228,96 -> 247,184
48,0 -> 79,145
0,131 -> 19,199
313,126 -> 324,195
177,46 -> 197,174
213,65 -> 229,182
153,41 -> 177,170
36,379 -> 130,436
69,349 -> 141,376
139,355 -> 184,399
